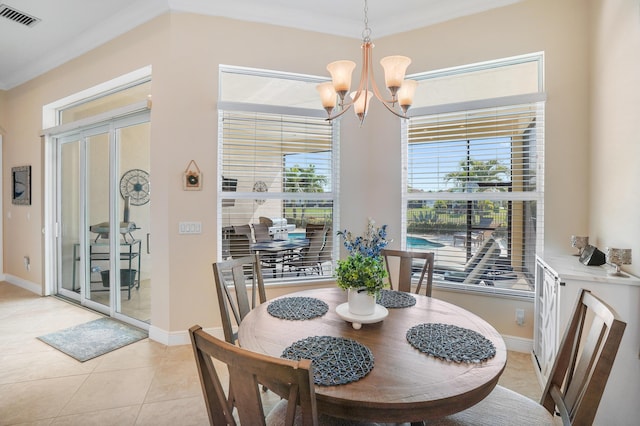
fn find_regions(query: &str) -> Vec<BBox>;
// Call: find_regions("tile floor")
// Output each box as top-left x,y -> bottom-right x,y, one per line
0,281 -> 542,425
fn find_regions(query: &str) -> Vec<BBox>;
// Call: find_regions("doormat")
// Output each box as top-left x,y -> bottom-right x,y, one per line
37,317 -> 147,362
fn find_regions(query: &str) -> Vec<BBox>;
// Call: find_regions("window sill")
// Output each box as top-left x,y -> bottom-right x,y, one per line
433,280 -> 535,301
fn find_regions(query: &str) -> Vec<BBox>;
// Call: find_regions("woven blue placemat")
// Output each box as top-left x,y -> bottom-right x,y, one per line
406,323 -> 496,363
267,297 -> 328,320
281,336 -> 374,386
377,289 -> 416,308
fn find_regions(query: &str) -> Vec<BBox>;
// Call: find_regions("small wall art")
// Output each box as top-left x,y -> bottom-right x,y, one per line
12,165 -> 31,205
184,160 -> 202,191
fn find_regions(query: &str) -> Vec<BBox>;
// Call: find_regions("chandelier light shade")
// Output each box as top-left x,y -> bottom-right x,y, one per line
351,90 -> 373,121
397,79 -> 418,113
380,55 -> 412,95
318,0 -> 418,124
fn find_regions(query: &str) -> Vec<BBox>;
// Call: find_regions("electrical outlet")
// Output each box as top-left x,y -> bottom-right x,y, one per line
515,308 -> 525,326
23,256 -> 30,271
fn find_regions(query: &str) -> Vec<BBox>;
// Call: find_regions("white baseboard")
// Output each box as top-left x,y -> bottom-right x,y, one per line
4,274 -> 42,295
502,334 -> 533,353
149,325 -> 224,346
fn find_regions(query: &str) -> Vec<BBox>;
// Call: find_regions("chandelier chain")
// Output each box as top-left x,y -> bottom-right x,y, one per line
361,0 -> 371,42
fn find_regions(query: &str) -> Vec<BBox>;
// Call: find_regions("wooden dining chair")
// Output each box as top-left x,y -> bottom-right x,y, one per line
189,325 -> 318,426
380,249 -> 435,297
212,254 -> 267,344
425,289 -> 626,425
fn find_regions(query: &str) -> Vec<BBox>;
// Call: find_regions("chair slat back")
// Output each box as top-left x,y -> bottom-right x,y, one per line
228,233 -> 252,259
541,289 -> 626,425
318,226 -> 333,264
381,249 -> 435,297
297,227 -> 326,268
252,223 -> 272,242
189,325 -> 318,426
212,254 -> 266,344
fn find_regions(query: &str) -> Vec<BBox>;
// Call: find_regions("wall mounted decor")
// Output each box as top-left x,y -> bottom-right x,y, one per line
184,160 -> 202,191
12,165 -> 31,205
253,180 -> 268,205
119,169 -> 151,206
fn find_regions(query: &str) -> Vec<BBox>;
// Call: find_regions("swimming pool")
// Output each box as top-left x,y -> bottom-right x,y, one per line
406,236 -> 444,250
288,233 -> 443,249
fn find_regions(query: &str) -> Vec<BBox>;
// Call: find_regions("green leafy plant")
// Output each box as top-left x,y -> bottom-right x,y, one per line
335,252 -> 388,296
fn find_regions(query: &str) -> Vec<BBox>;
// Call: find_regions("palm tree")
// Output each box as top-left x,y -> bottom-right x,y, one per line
284,164 -> 327,224
444,158 -> 509,221
444,159 -> 508,190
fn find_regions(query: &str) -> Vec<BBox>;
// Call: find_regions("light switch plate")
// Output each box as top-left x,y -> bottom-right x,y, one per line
179,221 -> 202,234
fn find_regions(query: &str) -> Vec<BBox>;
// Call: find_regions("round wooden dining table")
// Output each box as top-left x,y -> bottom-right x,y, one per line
238,287 -> 507,424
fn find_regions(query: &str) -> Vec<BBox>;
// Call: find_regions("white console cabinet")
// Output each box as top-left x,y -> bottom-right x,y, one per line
533,255 -> 640,425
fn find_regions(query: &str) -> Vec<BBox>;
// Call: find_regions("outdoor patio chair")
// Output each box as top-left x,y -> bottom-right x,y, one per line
251,222 -> 284,276
286,226 -> 327,276
252,222 -> 272,242
317,226 -> 333,275
425,289 -> 626,425
453,217 -> 495,248
436,237 -> 515,285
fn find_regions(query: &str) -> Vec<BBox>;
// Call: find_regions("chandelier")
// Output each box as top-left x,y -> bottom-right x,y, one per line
317,0 -> 418,124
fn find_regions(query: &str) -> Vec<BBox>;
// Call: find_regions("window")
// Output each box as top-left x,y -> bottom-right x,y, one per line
403,54 -> 544,297
218,67 -> 337,283
58,80 -> 151,124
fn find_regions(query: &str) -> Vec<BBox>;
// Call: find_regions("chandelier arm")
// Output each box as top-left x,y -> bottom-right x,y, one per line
325,103 -> 354,121
379,99 -> 408,119
360,40 -> 372,120
363,42 -> 400,107
348,41 -> 371,106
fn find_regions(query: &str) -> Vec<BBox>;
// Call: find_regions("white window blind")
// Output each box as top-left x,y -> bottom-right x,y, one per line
219,110 -> 336,282
405,102 -> 544,296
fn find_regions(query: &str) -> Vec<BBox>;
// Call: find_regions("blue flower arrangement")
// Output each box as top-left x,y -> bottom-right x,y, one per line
335,218 -> 390,296
337,218 -> 390,257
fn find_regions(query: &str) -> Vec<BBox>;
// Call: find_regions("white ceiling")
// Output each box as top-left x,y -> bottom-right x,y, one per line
0,0 -> 521,90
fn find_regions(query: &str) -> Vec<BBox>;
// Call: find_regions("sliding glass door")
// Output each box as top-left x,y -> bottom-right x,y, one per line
54,112 -> 150,326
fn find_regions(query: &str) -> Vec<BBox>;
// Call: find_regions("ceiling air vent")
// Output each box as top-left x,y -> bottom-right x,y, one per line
0,4 -> 40,27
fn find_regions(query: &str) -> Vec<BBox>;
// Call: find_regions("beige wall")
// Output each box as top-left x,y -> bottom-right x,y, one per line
3,0 -> 619,342
589,0 -> 640,277
0,90 -> 6,135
